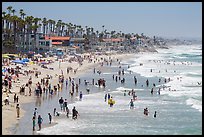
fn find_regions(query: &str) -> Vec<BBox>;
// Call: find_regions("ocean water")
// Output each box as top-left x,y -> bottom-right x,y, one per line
15,44 -> 202,135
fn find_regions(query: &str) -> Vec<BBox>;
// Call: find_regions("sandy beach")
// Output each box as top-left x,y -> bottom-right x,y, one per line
2,52 -> 134,135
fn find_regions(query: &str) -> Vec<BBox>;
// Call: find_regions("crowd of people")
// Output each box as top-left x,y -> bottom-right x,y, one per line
2,53 -> 165,134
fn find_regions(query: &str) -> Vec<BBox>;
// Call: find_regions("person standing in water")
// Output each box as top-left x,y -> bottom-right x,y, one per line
144,107 -> 149,116
154,111 -> 157,118
32,116 -> 36,131
72,106 -> 79,120
79,91 -> 83,101
134,76 -> 137,85
109,97 -> 114,107
146,79 -> 149,87
104,93 -> 107,102
157,88 -> 161,95
129,99 -> 134,109
37,115 -> 43,130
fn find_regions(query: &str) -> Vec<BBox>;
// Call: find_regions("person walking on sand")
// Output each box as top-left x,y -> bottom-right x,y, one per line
66,107 -> 69,118
14,93 -> 17,103
63,99 -> 68,112
59,97 -> 64,110
16,104 -> 20,118
37,115 -> 43,130
32,116 -> 36,131
33,107 -> 38,118
53,108 -> 56,116
48,113 -> 52,124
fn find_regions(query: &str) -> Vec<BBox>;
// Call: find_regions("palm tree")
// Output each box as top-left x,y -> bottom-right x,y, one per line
7,6 -> 12,14
42,17 -> 47,36
2,11 -> 6,33
47,19 -> 53,35
56,19 -> 62,36
4,14 -> 11,37
96,30 -> 99,38
61,22 -> 66,36
18,18 -> 26,51
11,9 -> 16,16
10,15 -> 19,50
25,16 -> 34,51
111,30 -> 116,38
33,17 -> 41,52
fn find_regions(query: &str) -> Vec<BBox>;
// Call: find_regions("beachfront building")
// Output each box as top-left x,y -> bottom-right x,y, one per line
101,38 -> 125,51
43,36 -> 71,54
69,38 -> 85,51
130,37 -> 138,46
44,36 -> 71,47
21,34 -> 71,54
69,38 -> 86,47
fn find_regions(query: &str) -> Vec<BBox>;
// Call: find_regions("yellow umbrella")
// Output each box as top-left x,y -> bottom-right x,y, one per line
2,54 -> 10,58
29,61 -> 34,65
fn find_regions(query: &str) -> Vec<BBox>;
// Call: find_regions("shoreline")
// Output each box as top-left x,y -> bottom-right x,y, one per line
2,52 -> 134,135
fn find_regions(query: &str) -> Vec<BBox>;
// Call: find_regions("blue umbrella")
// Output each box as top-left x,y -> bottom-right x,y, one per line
22,58 -> 30,62
12,60 -> 27,65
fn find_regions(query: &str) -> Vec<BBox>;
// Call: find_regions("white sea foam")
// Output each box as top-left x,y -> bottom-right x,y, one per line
128,44 -> 202,112
186,98 -> 202,112
38,87 -> 155,135
102,72 -> 113,75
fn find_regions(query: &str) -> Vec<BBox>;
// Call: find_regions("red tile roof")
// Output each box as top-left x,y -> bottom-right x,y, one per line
52,42 -> 63,45
45,36 -> 70,40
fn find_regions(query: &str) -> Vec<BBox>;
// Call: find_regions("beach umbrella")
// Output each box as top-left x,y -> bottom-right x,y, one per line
2,69 -> 7,73
12,60 -> 27,65
34,54 -> 43,57
40,61 -> 47,64
22,58 -> 30,62
2,54 -> 10,58
29,61 -> 34,65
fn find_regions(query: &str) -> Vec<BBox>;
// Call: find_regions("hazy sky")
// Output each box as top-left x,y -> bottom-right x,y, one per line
2,2 -> 202,39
